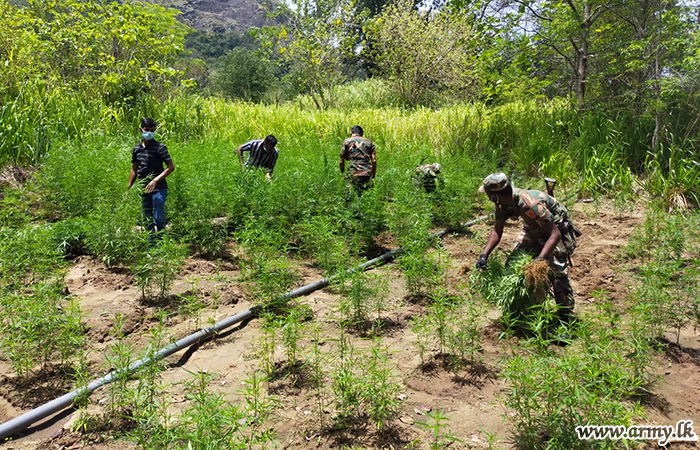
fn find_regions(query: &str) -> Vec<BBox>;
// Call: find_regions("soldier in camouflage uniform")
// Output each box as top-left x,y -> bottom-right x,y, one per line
340,125 -> 376,192
413,163 -> 442,193
475,173 -> 575,319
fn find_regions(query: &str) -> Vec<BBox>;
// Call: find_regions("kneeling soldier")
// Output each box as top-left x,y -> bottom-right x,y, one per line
475,173 -> 577,322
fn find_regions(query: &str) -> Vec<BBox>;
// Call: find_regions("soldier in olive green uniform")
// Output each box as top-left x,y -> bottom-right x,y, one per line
475,173 -> 576,319
340,125 -> 376,192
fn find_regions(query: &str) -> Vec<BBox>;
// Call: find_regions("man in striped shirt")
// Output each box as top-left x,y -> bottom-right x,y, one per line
237,135 -> 279,181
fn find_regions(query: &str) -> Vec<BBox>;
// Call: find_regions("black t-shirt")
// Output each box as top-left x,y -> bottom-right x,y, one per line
131,140 -> 172,192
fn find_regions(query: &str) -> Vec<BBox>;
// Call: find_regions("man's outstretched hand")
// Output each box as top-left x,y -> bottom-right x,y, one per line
476,253 -> 488,270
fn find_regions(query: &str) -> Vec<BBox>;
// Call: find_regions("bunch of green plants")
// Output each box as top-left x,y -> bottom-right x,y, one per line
0,184 -> 33,228
22,96 -> 641,275
415,410 -> 463,450
412,293 -> 483,369
102,314 -> 139,428
0,225 -> 64,284
81,195 -> 149,267
473,250 -> 544,322
256,304 -> 313,377
388,187 -> 446,298
399,245 -> 447,299
128,315 -> 173,448
502,292 -> 656,450
503,343 -> 644,449
348,186 -> 389,250
579,140 -> 636,201
358,339 -> 400,431
336,270 -> 388,328
240,372 -> 281,447
245,250 -> 300,301
585,293 -> 657,388
446,299 -> 483,369
305,324 -> 329,427
332,327 -> 362,429
428,168 -> 481,229
236,222 -> 299,301
517,301 -> 561,350
295,214 -> 353,274
623,210 -> 699,345
623,210 -> 686,262
331,328 -> 400,432
116,369 -> 280,449
175,370 -> 249,449
412,294 -> 453,361
50,218 -> 90,258
175,216 -> 231,259
279,305 -> 310,373
632,260 -> 699,345
257,316 -> 279,378
132,238 -> 187,301
0,280 -> 85,380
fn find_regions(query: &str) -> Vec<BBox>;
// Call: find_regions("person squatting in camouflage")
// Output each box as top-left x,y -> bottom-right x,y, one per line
475,173 -> 576,319
340,125 -> 376,191
413,163 -> 442,193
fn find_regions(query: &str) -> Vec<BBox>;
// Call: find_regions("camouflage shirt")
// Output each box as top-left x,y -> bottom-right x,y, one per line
495,188 -> 568,234
341,136 -> 375,178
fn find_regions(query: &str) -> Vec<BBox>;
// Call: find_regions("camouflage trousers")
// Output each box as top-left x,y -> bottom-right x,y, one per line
512,229 -> 575,315
345,175 -> 372,197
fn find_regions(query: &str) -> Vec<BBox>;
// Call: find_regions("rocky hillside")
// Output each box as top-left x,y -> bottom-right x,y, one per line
152,0 -> 277,32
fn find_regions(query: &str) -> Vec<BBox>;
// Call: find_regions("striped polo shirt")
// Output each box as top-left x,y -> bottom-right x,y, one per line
240,140 -> 278,174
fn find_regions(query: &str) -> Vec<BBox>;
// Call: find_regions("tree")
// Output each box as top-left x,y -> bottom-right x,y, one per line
16,0 -> 192,104
603,1 -> 689,149
214,48 -> 275,102
0,0 -> 48,97
255,0 -> 363,109
369,0 -> 481,106
513,0 -> 621,105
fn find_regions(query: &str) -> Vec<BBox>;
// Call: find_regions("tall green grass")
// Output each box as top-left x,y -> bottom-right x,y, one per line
1,79 -> 664,210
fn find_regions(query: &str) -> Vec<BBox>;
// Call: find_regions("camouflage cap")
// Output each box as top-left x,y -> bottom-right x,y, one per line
415,163 -> 441,177
478,173 -> 510,193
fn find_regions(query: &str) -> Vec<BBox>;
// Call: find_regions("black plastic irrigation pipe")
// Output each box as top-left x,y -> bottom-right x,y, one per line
0,215 -> 492,441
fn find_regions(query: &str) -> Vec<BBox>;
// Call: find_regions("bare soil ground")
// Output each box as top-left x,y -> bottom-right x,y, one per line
1,201 -> 698,450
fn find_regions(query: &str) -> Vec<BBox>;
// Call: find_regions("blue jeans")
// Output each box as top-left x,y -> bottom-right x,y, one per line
142,188 -> 167,242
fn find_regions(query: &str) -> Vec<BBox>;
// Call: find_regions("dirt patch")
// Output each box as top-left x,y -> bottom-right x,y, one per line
0,164 -> 34,190
0,367 -> 74,409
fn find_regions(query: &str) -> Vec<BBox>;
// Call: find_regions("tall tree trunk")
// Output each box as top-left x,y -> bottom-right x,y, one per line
651,0 -> 662,150
574,3 -> 591,105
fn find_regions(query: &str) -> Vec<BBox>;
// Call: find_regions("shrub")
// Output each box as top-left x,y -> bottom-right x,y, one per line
132,238 -> 187,300
0,226 -> 64,284
644,143 -> 700,212
0,281 -> 85,380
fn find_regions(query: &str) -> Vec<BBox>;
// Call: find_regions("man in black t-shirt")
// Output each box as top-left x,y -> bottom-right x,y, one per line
127,118 -> 175,242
